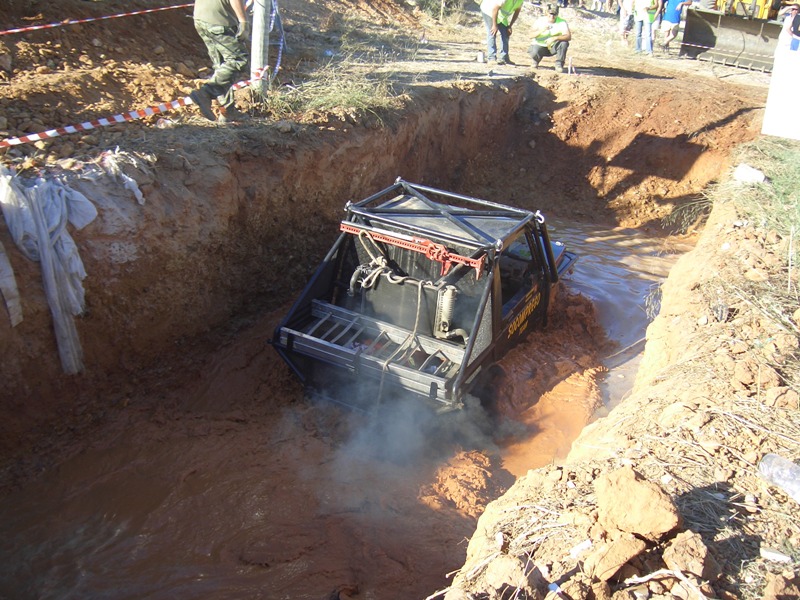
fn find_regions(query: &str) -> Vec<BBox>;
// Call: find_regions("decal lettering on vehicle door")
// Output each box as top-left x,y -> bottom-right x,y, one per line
507,291 -> 542,338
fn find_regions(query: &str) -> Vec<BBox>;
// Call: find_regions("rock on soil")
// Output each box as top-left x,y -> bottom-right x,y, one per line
595,466 -> 682,541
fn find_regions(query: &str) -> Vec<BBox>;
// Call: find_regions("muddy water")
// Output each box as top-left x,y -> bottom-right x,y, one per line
0,222 -> 692,600
556,222 -> 694,407
497,222 -> 693,476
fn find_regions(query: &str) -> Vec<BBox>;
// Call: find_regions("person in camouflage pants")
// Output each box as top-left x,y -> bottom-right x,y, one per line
190,0 -> 250,123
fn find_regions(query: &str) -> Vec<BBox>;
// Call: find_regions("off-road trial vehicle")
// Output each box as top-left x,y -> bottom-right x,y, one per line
271,179 -> 577,413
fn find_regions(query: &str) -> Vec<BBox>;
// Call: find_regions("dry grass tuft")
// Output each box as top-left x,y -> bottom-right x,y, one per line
261,58 -> 406,122
258,16 -> 415,122
663,196 -> 713,234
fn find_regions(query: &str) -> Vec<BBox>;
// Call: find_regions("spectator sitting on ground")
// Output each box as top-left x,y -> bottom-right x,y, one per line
660,0 -> 691,50
528,3 -> 572,73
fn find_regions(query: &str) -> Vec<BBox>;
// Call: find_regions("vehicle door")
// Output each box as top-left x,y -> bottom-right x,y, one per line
495,228 -> 547,356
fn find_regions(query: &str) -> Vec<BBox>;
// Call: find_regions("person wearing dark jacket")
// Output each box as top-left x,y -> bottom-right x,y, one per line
788,4 -> 800,38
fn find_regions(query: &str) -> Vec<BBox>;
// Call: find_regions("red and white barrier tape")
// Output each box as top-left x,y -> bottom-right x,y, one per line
0,98 -> 190,148
0,3 -> 192,37
0,66 -> 273,148
0,0 -> 285,149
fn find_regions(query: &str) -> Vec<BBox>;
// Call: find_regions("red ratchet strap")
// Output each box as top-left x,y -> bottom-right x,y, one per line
341,222 -> 485,278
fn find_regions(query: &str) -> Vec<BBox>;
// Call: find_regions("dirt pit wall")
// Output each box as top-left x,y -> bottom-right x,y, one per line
1,53 -> 768,460
0,81 -> 532,459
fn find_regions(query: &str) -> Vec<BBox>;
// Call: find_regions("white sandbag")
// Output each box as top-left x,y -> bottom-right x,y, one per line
0,168 -> 98,374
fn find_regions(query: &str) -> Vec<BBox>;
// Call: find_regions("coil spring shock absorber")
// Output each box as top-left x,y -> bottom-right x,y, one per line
435,285 -> 457,338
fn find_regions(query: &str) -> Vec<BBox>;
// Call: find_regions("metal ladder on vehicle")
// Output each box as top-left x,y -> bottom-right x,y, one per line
304,304 -> 453,376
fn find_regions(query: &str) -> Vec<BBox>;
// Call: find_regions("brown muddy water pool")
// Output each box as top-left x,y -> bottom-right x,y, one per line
0,221 -> 691,600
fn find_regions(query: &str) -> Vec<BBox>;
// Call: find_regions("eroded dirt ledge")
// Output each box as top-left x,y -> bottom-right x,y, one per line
446,199 -> 800,599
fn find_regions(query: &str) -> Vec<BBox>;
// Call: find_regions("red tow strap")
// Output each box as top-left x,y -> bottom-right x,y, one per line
340,222 -> 485,278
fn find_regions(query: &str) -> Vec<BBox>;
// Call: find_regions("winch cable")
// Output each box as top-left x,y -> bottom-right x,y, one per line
375,276 -> 430,408
354,230 -> 435,408
355,230 -> 391,291
367,236 -> 467,341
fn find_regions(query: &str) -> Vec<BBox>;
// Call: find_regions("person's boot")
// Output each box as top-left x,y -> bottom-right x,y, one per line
554,61 -> 564,73
218,105 -> 248,124
189,88 -> 216,121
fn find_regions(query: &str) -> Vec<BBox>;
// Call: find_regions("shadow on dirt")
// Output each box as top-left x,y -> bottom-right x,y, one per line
675,482 -> 761,575
572,66 -> 674,79
687,106 -> 762,136
603,132 -> 707,195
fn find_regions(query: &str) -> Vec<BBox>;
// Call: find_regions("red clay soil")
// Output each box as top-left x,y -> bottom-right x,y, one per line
0,0 -> 781,598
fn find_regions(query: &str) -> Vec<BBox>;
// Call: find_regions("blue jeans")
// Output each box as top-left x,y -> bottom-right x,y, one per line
482,12 -> 510,61
634,18 -> 653,54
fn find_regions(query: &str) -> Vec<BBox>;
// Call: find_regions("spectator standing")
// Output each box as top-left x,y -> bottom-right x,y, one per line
650,0 -> 663,46
791,3 -> 800,45
619,0 -> 635,39
480,0 -> 524,64
777,3 -> 800,50
190,0 -> 250,123
660,0 -> 691,51
633,0 -> 656,55
528,3 -> 572,73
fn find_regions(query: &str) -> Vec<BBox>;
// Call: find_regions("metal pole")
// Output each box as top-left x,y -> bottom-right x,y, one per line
250,0 -> 269,99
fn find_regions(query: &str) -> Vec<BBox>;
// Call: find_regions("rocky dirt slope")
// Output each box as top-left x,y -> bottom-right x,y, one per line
442,192 -> 800,599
